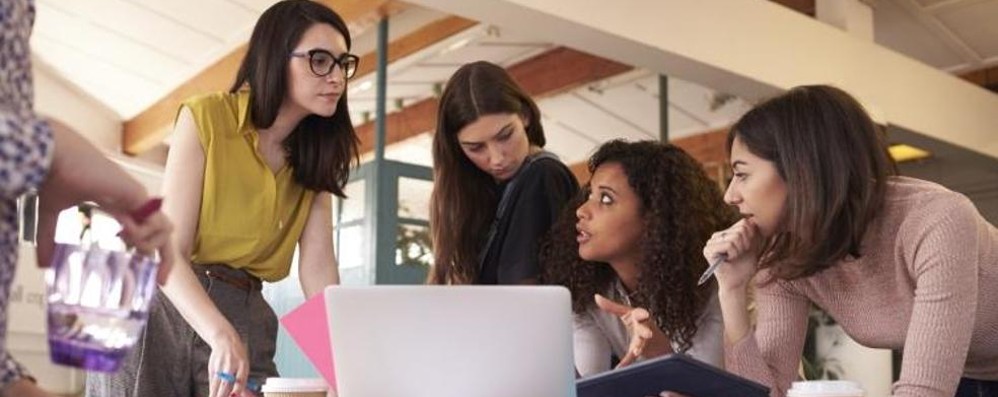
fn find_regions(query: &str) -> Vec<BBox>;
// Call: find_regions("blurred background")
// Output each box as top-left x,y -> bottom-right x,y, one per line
10,0 -> 998,395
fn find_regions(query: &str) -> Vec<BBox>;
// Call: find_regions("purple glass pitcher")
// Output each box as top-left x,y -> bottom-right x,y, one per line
45,243 -> 160,372
44,198 -> 163,372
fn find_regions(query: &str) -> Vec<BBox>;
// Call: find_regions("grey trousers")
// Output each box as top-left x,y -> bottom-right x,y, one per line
86,264 -> 279,397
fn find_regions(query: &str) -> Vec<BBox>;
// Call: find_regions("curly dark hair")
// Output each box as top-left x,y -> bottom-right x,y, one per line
541,140 -> 736,351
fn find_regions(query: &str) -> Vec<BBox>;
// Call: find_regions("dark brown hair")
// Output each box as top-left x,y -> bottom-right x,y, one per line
230,0 -> 358,197
428,61 -> 545,284
542,140 -> 735,351
727,85 -> 895,280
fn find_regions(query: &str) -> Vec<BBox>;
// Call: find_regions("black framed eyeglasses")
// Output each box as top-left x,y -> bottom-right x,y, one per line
289,49 -> 359,79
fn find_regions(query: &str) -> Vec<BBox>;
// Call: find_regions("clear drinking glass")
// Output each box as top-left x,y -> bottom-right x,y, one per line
45,243 -> 159,372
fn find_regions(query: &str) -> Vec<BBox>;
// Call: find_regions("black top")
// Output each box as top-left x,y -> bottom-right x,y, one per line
477,155 -> 579,284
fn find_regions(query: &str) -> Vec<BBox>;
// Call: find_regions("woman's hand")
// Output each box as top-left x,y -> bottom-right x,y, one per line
206,329 -> 250,397
702,217 -> 764,293
595,294 -> 673,369
113,201 -> 175,285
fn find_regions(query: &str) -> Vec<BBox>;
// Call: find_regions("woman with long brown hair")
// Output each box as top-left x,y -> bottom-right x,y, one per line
88,1 -> 360,396
428,61 -> 578,285
704,85 -> 997,397
543,140 -> 733,377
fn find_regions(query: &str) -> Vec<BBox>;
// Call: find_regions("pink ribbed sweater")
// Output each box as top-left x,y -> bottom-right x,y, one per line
726,177 -> 998,397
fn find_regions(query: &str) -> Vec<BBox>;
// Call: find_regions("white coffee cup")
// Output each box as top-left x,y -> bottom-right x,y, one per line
787,380 -> 865,397
260,378 -> 330,397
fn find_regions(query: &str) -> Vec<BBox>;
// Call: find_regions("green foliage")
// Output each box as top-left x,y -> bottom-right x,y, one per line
396,224 -> 432,268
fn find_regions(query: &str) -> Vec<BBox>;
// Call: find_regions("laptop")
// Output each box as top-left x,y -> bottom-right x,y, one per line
325,286 -> 576,397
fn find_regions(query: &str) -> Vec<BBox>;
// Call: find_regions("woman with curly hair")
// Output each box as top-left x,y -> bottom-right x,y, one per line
542,140 -> 734,377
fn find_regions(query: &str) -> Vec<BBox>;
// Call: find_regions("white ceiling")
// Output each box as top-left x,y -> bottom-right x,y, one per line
876,0 -> 998,73
29,0 -> 998,167
31,0 -> 265,118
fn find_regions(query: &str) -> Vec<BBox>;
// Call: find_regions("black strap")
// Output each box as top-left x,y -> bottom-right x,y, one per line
477,151 -> 560,271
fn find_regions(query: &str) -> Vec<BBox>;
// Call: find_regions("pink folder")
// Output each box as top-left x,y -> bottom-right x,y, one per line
279,293 -> 337,388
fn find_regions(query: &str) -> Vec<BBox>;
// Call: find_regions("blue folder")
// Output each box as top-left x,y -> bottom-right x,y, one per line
575,354 -> 769,397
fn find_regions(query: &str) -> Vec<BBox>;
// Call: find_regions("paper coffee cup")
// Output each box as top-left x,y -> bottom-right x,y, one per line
260,378 -> 329,397
787,380 -> 865,397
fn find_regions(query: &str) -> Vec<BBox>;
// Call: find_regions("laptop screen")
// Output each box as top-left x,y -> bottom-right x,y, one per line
325,286 -> 577,397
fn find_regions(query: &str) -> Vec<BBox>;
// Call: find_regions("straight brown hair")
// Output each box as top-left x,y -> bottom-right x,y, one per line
230,0 -> 358,197
728,85 -> 895,280
428,61 -> 545,284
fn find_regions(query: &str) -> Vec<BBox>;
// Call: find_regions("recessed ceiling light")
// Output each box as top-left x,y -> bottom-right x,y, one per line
888,143 -> 931,162
445,38 -> 472,53
350,81 -> 374,95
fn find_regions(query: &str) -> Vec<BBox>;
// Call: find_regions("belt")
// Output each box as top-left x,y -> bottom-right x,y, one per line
197,264 -> 263,292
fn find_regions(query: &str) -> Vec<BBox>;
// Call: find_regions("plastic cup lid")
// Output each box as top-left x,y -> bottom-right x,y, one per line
787,380 -> 866,397
260,378 -> 329,393
787,380 -> 864,397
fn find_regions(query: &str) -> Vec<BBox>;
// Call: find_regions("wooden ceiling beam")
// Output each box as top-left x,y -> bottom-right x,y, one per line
769,0 -> 816,17
354,46 -> 633,154
566,127 -> 731,184
960,64 -> 998,93
122,0 -> 399,155
353,15 -> 477,80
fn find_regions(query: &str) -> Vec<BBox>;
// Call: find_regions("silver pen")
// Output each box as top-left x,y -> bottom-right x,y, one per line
697,254 -> 728,286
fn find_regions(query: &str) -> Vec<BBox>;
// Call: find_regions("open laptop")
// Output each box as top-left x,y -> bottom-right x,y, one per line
325,286 -> 576,397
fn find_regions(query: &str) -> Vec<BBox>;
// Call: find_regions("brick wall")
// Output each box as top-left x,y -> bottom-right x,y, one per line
567,128 -> 731,186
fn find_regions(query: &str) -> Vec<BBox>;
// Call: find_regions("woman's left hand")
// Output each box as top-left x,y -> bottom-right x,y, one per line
595,294 -> 673,368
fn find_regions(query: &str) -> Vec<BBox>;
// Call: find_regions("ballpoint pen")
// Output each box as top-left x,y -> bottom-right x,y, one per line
130,197 -> 163,222
697,253 -> 728,286
115,197 -> 163,237
115,198 -> 163,237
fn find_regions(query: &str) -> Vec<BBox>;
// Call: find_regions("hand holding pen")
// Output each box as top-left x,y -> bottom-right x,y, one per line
699,217 -> 763,291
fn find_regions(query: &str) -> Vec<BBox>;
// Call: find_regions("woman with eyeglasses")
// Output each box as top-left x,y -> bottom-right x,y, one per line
87,1 -> 360,396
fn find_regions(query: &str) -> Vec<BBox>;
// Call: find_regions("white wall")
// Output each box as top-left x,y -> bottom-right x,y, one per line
32,56 -> 165,194
32,57 -> 121,153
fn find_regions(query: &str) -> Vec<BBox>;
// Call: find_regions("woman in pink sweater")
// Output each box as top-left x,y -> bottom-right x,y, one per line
702,85 -> 997,397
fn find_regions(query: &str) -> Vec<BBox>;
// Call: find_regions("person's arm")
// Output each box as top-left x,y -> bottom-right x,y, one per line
34,119 -> 174,279
890,197 -> 980,397
159,106 -> 249,397
298,192 -> 338,298
573,311 -> 613,377
725,278 -> 810,397
704,218 -> 807,397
